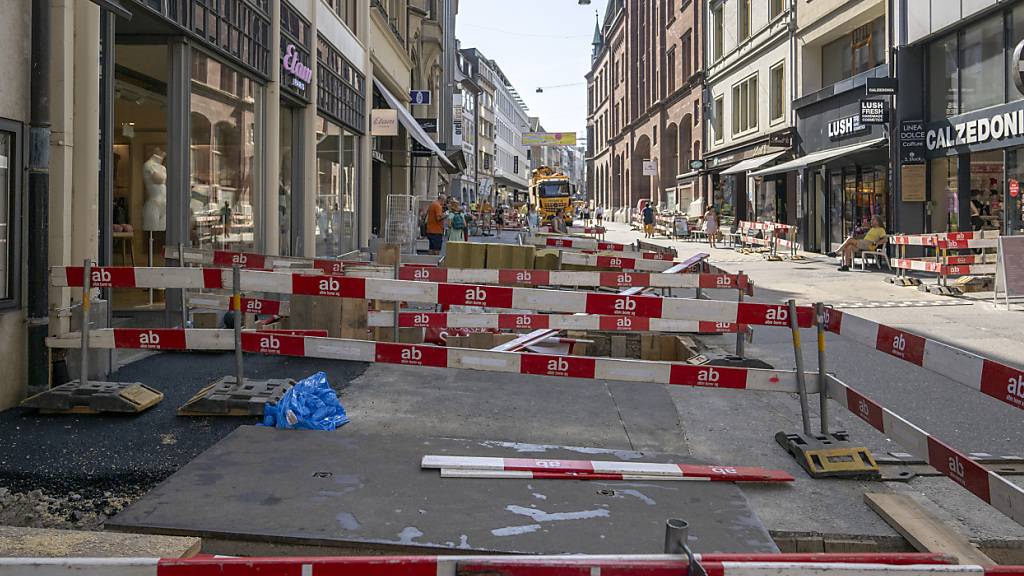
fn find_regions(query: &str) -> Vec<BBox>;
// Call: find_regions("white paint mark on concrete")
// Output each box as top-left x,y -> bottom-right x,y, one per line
491,524 -> 542,536
506,504 -> 610,522
397,526 -> 424,544
532,492 -> 548,500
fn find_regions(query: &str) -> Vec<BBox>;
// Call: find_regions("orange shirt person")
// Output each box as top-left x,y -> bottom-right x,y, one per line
426,194 -> 447,254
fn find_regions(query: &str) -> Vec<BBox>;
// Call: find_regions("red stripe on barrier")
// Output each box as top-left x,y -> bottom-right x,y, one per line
256,329 -> 329,337
926,436 -> 991,503
498,269 -> 550,285
375,343 -> 449,368
505,458 -> 596,473
240,297 -> 281,315
520,354 -> 597,378
159,557 -> 440,576
875,325 -> 926,366
498,314 -> 551,330
240,331 -> 306,356
291,275 -> 366,298
822,308 -> 844,333
400,312 -> 449,328
597,241 -> 627,252
669,365 -> 748,389
113,329 -> 187,351
596,255 -> 636,269
599,315 -> 650,331
212,250 -> 266,269
698,321 -> 741,333
438,284 -> 515,308
202,269 -> 224,289
599,271 -> 651,288
400,266 -> 449,282
313,259 -> 348,275
699,274 -> 740,290
64,266 -> 137,288
584,293 -> 664,318
845,387 -> 885,432
980,360 -> 1024,410
736,303 -> 813,328
641,252 -> 673,260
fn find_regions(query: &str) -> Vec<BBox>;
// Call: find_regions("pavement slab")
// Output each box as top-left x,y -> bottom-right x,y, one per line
109,427 -> 779,555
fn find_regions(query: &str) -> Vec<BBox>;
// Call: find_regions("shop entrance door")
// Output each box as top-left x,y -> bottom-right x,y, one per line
1006,149 -> 1024,235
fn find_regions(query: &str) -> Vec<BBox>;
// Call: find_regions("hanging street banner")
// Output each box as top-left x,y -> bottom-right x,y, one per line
523,132 -> 577,146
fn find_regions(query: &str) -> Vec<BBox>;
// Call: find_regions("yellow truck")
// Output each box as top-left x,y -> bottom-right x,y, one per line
529,166 -> 575,225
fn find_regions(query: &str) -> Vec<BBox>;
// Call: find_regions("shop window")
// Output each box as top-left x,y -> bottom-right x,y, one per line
731,74 -> 757,136
0,124 -> 17,306
769,0 -> 784,20
190,48 -> 262,253
315,116 -> 358,257
929,157 -> 958,233
769,61 -> 785,123
821,17 -> 885,87
326,0 -> 358,35
960,14 -> 1005,114
928,34 -> 959,121
1011,6 -> 1024,102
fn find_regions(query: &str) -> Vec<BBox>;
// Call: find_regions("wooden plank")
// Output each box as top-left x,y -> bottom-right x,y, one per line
863,492 -> 994,566
0,525 -> 200,558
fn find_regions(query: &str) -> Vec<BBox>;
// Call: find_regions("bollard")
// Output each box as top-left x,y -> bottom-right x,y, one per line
233,264 -> 244,387
788,299 -> 813,436
81,259 -> 92,385
816,303 -> 830,435
663,518 -> 689,554
735,270 -> 745,358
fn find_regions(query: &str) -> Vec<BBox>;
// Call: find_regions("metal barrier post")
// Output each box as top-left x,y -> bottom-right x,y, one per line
788,299 -> 813,436
80,259 -> 91,385
735,270 -> 745,358
233,264 -> 244,386
393,260 -> 401,343
816,303 -> 830,435
664,518 -> 688,553
178,243 -> 188,328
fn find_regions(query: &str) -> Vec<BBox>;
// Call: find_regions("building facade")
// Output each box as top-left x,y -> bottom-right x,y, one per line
491,62 -> 531,205
703,0 -> 795,227
460,48 -> 497,202
752,0 -> 889,253
587,0 -> 703,224
892,0 -> 1024,240
451,44 -> 480,203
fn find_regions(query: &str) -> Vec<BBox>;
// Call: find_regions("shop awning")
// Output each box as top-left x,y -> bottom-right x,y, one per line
373,79 -> 458,173
720,151 -> 787,175
750,138 -> 886,177
675,170 -> 700,181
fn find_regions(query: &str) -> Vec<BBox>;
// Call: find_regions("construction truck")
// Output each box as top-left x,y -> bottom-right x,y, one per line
529,166 -> 575,225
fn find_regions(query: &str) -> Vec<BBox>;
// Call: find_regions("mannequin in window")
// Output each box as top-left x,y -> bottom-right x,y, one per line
143,149 -> 167,231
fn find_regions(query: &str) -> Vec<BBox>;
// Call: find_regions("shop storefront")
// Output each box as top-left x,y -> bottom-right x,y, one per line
771,76 -> 890,253
110,0 -> 272,313
705,141 -> 791,228
279,1 -> 313,256
895,4 -> 1024,238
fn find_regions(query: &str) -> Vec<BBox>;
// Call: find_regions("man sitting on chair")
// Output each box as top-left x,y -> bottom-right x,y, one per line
830,215 -> 886,272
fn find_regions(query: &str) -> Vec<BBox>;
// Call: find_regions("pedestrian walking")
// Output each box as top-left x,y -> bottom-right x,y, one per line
525,204 -> 540,233
703,206 -> 719,249
425,194 -> 447,255
446,202 -> 469,242
595,205 -> 605,226
583,205 -> 591,225
642,201 -> 655,238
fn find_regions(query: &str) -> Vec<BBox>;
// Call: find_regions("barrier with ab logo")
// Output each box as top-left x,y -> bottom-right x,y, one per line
875,326 -> 925,365
292,275 -> 365,298
240,332 -> 305,356
213,251 -> 266,269
497,314 -> 550,329
926,437 -> 990,500
669,365 -> 747,389
114,329 -> 187,350
65,266 -> 136,288
401,266 -> 447,282
519,354 -> 596,378
437,284 -> 514,308
599,315 -> 650,331
375,343 -> 448,367
498,269 -> 550,285
599,271 -> 650,287
980,360 -> 1024,410
585,294 -> 663,318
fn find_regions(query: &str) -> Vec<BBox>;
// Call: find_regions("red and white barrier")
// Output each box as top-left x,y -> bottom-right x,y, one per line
527,235 -> 676,257
52,267 -> 811,328
368,311 -> 748,334
890,259 -> 996,276
822,308 -> 1024,413
422,455 -> 794,482
393,265 -> 750,292
46,328 -> 816,394
829,375 -> 1024,525
4,556 -> 1014,576
188,294 -> 290,316
560,251 -> 708,272
891,232 -> 999,250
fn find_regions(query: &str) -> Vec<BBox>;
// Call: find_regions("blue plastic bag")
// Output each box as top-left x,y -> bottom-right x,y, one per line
262,372 -> 349,430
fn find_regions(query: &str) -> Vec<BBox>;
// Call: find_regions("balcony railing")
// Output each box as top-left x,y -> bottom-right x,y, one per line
370,0 -> 404,44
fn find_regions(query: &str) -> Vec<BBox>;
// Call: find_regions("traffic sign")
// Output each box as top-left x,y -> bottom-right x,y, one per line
410,90 -> 431,105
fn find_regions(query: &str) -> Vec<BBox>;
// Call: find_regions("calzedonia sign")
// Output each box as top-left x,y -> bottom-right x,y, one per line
927,105 -> 1024,152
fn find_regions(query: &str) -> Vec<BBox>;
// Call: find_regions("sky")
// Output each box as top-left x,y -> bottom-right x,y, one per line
455,0 -> 609,142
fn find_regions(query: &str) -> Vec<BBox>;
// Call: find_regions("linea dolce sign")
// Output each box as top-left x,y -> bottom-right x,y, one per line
926,105 -> 1024,152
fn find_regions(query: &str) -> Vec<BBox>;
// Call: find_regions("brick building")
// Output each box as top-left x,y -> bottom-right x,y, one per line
586,0 -> 703,222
